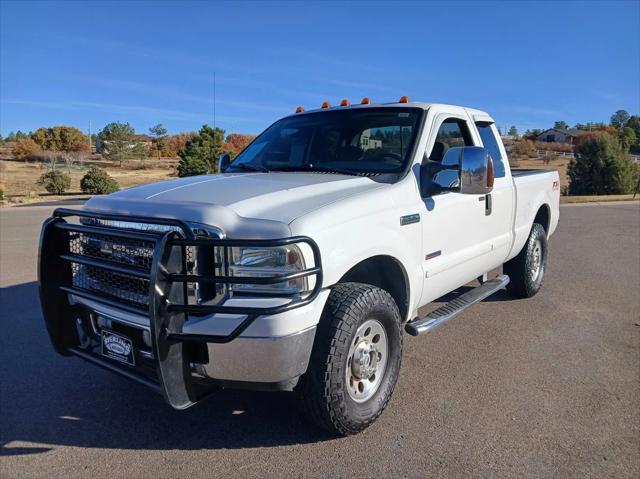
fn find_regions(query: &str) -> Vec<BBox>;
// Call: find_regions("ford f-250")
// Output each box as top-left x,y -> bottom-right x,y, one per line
39,98 -> 560,435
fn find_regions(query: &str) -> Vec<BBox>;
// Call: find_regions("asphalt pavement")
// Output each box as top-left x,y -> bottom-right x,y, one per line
0,201 -> 638,478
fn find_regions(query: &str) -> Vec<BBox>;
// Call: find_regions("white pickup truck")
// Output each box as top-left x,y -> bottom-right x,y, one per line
39,99 -> 559,435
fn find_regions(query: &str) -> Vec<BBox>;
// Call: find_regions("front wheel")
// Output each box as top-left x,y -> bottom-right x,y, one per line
298,283 -> 403,436
504,222 -> 548,298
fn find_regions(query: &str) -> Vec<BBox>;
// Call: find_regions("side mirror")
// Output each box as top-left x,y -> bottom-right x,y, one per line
430,146 -> 494,195
219,153 -> 231,173
459,146 -> 494,195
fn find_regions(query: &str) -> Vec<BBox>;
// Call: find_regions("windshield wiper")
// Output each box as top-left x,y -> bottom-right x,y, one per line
270,164 -> 359,176
227,163 -> 269,173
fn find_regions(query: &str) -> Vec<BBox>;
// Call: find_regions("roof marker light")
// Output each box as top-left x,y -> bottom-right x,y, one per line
321,101 -> 330,109
399,96 -> 409,103
295,106 -> 304,113
340,99 -> 350,107
361,97 -> 371,104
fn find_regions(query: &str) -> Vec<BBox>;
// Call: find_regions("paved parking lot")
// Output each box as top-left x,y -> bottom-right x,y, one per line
1,202 -> 638,478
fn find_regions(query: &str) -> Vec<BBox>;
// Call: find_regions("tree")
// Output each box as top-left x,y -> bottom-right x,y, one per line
31,126 -> 88,152
0,134 -> 4,146
149,124 -> 168,159
223,133 -> 256,157
624,116 -> 640,145
177,125 -> 225,177
554,121 -> 569,130
5,132 -> 16,142
508,126 -> 519,137
619,127 -> 637,152
568,134 -> 638,195
523,129 -> 542,140
37,170 -> 71,194
610,110 -> 630,129
80,167 -> 119,194
98,122 -> 139,166
12,138 -> 42,160
14,130 -> 29,140
164,132 -> 196,157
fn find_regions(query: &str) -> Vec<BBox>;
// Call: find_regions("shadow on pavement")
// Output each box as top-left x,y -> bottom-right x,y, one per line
0,282 -> 334,456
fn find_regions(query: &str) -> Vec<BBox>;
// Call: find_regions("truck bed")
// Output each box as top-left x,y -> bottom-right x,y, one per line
511,169 -> 557,177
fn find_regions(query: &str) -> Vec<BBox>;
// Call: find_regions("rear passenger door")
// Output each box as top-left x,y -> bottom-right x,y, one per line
473,118 -> 514,265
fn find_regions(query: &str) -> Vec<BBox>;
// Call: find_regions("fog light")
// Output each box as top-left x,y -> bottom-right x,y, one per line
96,315 -> 112,329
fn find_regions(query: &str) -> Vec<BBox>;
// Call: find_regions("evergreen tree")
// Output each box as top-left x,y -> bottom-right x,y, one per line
568,134 -> 638,195
177,125 -> 225,177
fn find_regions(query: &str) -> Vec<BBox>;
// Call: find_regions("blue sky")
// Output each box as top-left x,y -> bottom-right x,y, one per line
1,0 -> 638,136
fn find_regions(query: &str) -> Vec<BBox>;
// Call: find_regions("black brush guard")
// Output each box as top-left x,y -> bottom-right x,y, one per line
38,208 -> 323,409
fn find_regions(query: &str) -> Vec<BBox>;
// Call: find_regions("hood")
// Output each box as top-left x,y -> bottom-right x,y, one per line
84,172 -> 385,236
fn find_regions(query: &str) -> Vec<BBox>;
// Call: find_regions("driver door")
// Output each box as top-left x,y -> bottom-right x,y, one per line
419,114 -> 497,304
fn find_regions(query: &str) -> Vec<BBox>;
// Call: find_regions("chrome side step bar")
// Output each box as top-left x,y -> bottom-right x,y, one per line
405,274 -> 510,336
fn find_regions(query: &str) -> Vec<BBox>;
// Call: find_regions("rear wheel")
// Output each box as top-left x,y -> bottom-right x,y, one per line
504,223 -> 548,298
298,283 -> 403,436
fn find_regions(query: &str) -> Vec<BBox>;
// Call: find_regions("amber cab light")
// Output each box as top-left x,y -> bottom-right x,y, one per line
321,101 -> 330,108
399,96 -> 409,103
295,106 -> 304,113
340,99 -> 350,106
361,97 -> 371,104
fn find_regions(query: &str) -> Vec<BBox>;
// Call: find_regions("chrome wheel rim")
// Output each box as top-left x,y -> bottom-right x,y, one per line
531,239 -> 543,282
345,319 -> 388,403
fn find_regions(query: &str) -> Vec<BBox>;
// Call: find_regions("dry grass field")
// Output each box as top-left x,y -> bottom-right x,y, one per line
2,155 -> 635,207
0,158 -> 178,200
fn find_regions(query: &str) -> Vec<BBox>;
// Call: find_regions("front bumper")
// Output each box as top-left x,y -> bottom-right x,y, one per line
39,208 -> 323,408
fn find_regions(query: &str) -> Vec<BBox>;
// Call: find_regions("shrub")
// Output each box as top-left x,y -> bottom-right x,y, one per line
12,138 -> 42,160
80,167 -> 119,194
0,184 -> 5,200
568,134 -> 638,195
512,139 -> 535,158
542,153 -> 558,165
532,141 -> 573,153
37,170 -> 71,194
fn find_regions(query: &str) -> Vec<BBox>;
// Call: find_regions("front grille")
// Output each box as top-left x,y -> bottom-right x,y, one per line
70,231 -> 155,269
66,221 -> 223,311
72,262 -> 151,306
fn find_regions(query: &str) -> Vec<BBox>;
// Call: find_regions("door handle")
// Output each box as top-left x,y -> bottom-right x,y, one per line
485,194 -> 492,216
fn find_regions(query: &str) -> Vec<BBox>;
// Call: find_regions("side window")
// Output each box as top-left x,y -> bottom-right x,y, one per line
475,122 -> 506,178
428,118 -> 474,162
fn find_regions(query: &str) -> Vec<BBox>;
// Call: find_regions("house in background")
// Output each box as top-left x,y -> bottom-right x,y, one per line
535,128 -> 588,145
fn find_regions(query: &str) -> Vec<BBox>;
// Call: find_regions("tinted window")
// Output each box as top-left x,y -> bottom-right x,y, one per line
429,119 -> 473,162
475,122 -> 506,177
231,108 -> 422,174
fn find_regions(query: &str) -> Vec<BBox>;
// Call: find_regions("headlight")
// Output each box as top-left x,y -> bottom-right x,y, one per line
229,244 -> 308,294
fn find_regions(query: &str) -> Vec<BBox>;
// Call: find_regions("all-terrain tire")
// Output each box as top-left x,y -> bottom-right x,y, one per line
504,222 -> 548,298
297,282 -> 403,436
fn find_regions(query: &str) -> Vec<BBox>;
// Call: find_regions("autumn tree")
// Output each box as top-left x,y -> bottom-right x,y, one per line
177,125 -> 225,177
12,137 -> 42,160
223,133 -> 256,157
31,126 -> 88,152
149,124 -> 168,159
164,133 -> 196,157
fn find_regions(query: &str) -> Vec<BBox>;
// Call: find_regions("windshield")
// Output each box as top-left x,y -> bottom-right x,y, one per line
228,107 -> 422,175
